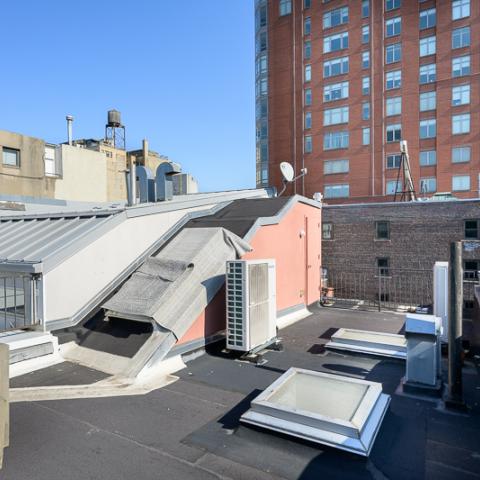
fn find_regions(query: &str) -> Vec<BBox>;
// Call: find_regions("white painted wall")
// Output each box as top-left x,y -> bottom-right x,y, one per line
42,205 -> 215,325
54,145 -> 108,202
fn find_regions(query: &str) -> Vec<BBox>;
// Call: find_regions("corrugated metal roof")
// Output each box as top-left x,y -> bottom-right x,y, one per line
0,213 -> 119,269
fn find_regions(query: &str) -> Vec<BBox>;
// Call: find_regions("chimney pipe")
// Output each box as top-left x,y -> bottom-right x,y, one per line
66,115 -> 74,145
128,155 -> 137,207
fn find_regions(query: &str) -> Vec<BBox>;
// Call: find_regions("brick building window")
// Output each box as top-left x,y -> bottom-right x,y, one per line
386,180 -> 401,194
375,221 -> 390,240
305,64 -> 312,82
386,70 -> 401,89
452,146 -> 470,163
304,17 -> 311,35
324,31 -> 349,54
304,41 -> 311,59
385,17 -> 401,37
419,36 -> 436,57
419,8 -> 436,30
362,25 -> 370,44
362,127 -> 370,145
420,91 -> 436,111
452,113 -> 470,135
452,0 -> 470,20
2,147 -> 20,167
362,51 -> 370,69
324,184 -> 350,198
386,153 -> 401,169
322,223 -> 333,240
386,96 -> 401,116
324,131 -> 349,150
304,0 -> 311,8
386,43 -> 401,64
452,55 -> 470,77
377,257 -> 390,276
324,159 -> 349,174
452,26 -> 470,49
279,0 -> 292,16
305,88 -> 312,106
419,63 -> 436,84
323,6 -> 348,29
419,119 -> 436,139
465,220 -> 478,239
452,84 -> 470,106
324,106 -> 349,126
324,81 -> 348,102
305,112 -> 312,129
362,76 -> 370,95
362,102 -> 370,120
464,260 -> 479,280
419,150 -> 437,166
386,0 -> 401,12
323,56 -> 349,78
304,135 -> 313,153
420,177 -> 437,193
386,124 -> 401,142
452,174 -> 470,191
362,0 -> 369,18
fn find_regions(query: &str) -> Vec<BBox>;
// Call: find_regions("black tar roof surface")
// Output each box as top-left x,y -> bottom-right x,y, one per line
3,306 -> 480,480
184,196 -> 291,238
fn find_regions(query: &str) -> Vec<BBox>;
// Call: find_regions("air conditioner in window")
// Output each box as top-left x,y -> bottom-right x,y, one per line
226,259 -> 276,352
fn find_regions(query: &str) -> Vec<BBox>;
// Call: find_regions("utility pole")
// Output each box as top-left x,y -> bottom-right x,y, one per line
445,241 -> 466,409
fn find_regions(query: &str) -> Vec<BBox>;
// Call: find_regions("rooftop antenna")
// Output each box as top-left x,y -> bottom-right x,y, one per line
105,109 -> 126,150
393,140 -> 417,202
278,162 -> 307,196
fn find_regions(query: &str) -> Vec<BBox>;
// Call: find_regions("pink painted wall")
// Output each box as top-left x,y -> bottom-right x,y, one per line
243,201 -> 322,309
176,201 -> 321,346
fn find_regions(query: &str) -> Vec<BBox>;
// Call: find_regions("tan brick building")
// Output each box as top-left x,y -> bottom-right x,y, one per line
255,0 -> 479,203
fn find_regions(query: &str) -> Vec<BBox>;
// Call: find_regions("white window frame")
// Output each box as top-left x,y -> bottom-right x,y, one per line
419,118 -> 436,139
419,36 -> 436,57
452,175 -> 470,191
386,96 -> 401,116
324,184 -> 350,199
452,0 -> 470,21
452,55 -> 470,77
452,84 -> 470,106
420,91 -> 436,111
386,43 -> 401,64
323,31 -> 349,53
385,17 -> 401,37
452,146 -> 471,163
452,113 -> 470,135
386,70 -> 401,89
419,150 -> 437,166
323,81 -> 349,102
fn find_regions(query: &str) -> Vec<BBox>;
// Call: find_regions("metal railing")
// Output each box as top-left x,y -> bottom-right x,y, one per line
0,274 -> 38,332
321,267 -> 433,312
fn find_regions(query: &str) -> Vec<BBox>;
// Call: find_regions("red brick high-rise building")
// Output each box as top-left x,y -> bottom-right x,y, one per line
255,0 -> 479,202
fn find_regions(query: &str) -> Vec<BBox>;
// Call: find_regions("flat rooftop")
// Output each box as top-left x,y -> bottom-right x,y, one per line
3,307 -> 480,480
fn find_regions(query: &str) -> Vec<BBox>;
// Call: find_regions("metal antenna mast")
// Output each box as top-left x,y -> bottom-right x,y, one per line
393,140 -> 417,202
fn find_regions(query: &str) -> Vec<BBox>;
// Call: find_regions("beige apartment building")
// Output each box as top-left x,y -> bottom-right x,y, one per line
0,129 -> 180,204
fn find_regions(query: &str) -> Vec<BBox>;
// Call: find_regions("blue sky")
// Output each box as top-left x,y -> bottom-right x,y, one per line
0,1 -> 256,192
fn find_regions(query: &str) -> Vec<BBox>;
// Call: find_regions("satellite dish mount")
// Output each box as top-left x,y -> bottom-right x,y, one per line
278,162 -> 307,196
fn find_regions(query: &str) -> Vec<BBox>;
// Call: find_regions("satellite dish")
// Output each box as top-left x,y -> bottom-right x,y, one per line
280,162 -> 294,182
